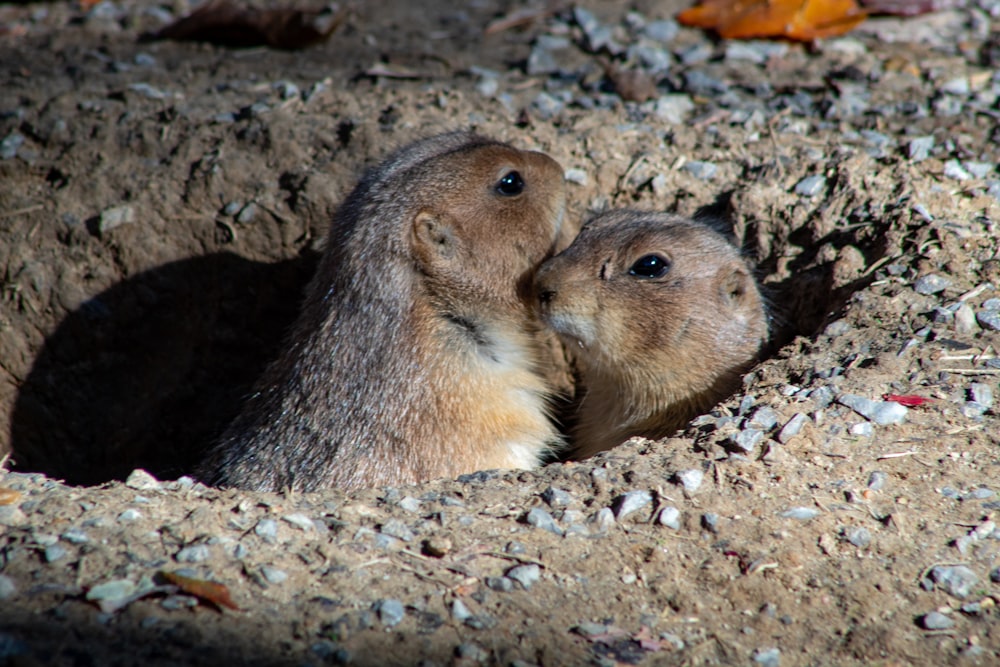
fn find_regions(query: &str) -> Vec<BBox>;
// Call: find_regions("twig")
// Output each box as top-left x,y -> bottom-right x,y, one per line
876,451 -> 918,460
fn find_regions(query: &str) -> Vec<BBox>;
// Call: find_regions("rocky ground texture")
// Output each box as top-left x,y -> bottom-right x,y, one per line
1,0 -> 1000,665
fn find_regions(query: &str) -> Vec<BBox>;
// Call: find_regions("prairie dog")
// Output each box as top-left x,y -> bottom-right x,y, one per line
534,209 -> 768,458
200,132 -> 568,490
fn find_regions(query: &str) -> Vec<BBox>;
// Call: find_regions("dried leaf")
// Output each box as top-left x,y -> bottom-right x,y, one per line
678,0 -> 867,41
156,571 -> 240,611
146,0 -> 349,51
0,488 -> 21,505
883,393 -> 935,407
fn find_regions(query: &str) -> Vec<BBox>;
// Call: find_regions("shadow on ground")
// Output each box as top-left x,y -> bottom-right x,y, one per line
9,251 -> 317,486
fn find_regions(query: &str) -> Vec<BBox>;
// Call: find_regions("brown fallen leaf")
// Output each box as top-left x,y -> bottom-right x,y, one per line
156,571 -> 240,611
145,0 -> 349,51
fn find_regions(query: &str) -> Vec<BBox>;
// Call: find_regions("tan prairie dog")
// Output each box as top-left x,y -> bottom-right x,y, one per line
199,132 -> 568,491
534,209 -> 769,458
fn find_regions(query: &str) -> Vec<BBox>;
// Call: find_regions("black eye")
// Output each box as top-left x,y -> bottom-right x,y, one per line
628,254 -> 671,279
495,171 -> 524,196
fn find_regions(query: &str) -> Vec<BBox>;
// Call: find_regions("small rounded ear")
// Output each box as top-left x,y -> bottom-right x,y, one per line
412,211 -> 457,265
720,267 -> 753,306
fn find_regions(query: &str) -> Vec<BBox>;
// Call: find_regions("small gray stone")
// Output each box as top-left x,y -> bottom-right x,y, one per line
683,160 -> 717,181
592,507 -> 616,532
175,545 -> 211,563
753,647 -> 781,667
236,203 -> 257,224
563,168 -> 588,186
748,406 -> 779,430
397,496 -> 421,513
531,91 -> 564,120
125,469 -> 161,491
920,611 -> 955,630
658,506 -> 681,530
930,565 -> 979,599
837,394 -> 908,425
732,428 -> 764,453
611,490 -> 652,520
456,643 -> 488,662
380,519 -> 414,542
45,545 -> 68,562
954,303 -> 979,334
794,175 -> 826,197
777,414 -> 808,443
261,566 -> 287,585
98,205 -> 136,234
117,508 -> 142,522
61,529 -> 89,544
844,526 -> 871,548
675,468 -> 704,492
374,598 -> 405,627
990,567 -> 1000,583
944,159 -> 972,180
254,518 -> 279,543
849,422 -> 874,437
527,35 -> 571,76
282,513 -> 315,532
86,579 -> 137,603
223,201 -> 242,216
0,575 -> 16,600
653,94 -> 694,124
969,383 -> 994,409
868,471 -> 888,491
506,564 -> 541,590
964,162 -> 994,179
451,598 -> 471,622
701,513 -> 720,533
914,274 -> 950,295
525,508 -> 563,536
907,136 -> 934,161
780,507 -> 820,520
542,487 -> 573,508
725,40 -> 787,64
485,576 -> 514,592
644,19 -> 679,44
0,132 -> 24,160
976,309 -> 1000,331
677,42 -> 712,65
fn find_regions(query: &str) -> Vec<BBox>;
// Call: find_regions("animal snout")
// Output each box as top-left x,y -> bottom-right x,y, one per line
537,287 -> 557,305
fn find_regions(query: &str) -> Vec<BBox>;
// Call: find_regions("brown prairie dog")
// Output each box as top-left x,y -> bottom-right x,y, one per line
534,209 -> 769,458
199,132 -> 568,491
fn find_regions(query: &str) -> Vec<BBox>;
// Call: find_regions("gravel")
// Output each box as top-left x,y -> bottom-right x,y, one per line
611,490 -> 652,520
374,598 -> 405,627
525,507 -> 563,536
675,469 -> 704,492
794,175 -> 826,196
777,414 -> 808,443
780,507 -> 820,520
506,564 -> 541,590
843,526 -> 871,548
929,565 -> 979,599
837,394 -> 908,425
658,506 -> 681,530
913,274 -> 951,295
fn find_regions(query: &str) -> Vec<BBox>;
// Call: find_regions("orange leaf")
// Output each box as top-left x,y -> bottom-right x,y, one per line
677,0 -> 867,41
157,571 -> 240,611
677,0 -> 765,28
787,0 -> 867,40
0,488 -> 21,505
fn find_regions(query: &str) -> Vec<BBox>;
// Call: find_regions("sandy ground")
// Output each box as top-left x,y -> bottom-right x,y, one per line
1,0 -> 999,665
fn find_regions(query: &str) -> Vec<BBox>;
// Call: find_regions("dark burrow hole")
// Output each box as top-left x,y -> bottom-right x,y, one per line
8,195 -> 892,486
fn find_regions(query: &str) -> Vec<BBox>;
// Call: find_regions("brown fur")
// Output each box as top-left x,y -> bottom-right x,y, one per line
199,132 -> 568,491
534,210 -> 769,458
